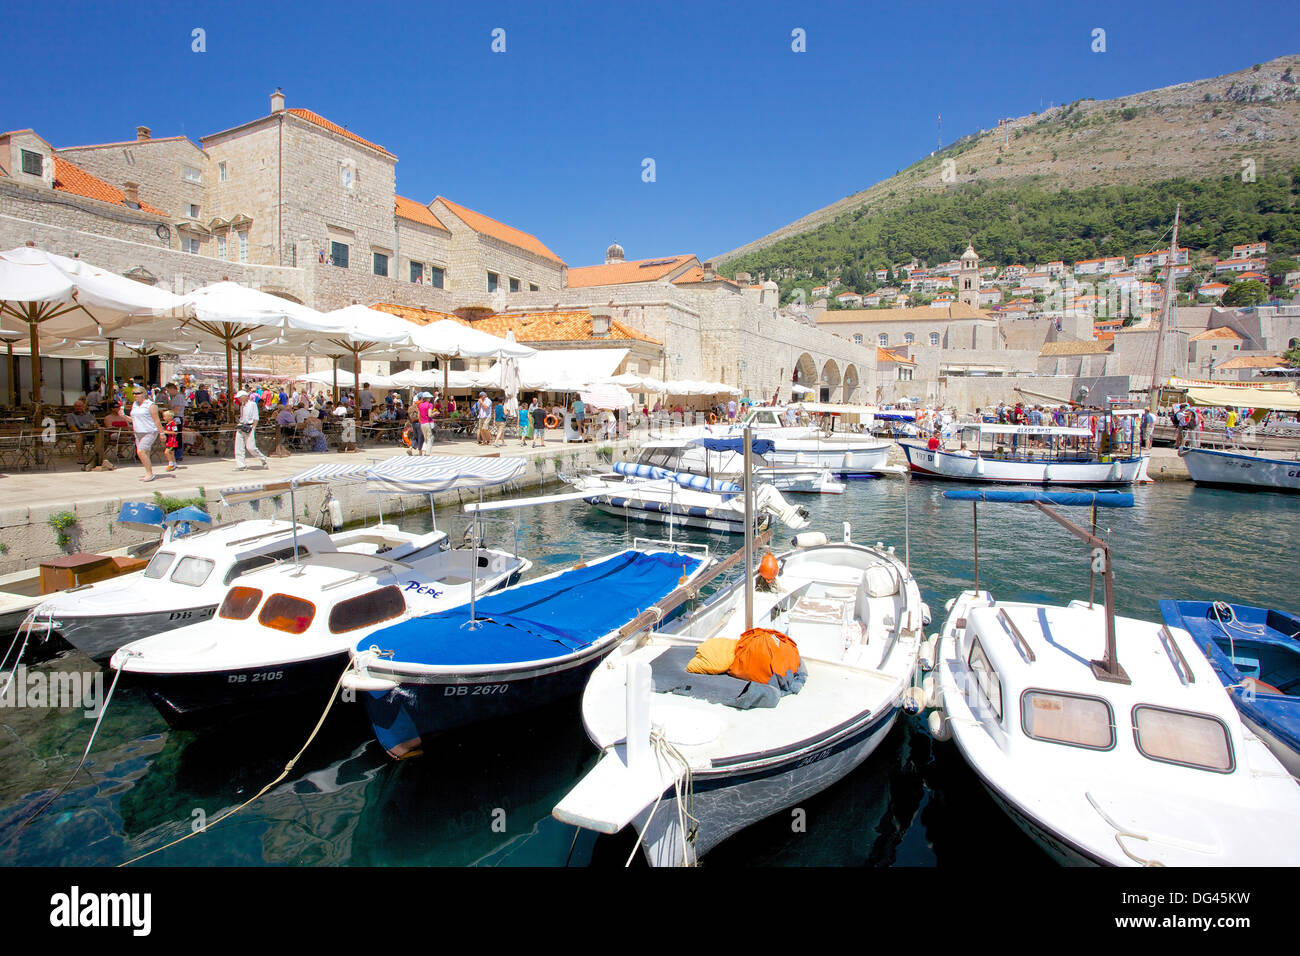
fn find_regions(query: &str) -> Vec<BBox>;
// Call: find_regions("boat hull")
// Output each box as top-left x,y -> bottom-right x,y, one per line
902,443 -> 1147,485
586,495 -> 766,535
978,775 -> 1107,867
634,706 -> 899,866
125,651 -> 352,728
765,442 -> 891,478
56,605 -> 217,662
1182,447 -> 1300,493
361,647 -> 611,758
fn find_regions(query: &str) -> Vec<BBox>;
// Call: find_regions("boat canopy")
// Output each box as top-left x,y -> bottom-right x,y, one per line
942,489 -> 1135,507
961,423 -> 1093,437
359,550 -> 703,664
1183,385 -> 1300,412
690,437 -> 776,456
219,455 -> 526,505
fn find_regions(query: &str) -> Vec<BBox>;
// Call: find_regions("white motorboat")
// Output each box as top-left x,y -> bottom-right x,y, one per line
1180,445 -> 1300,493
111,541 -> 530,727
659,406 -> 892,478
554,527 -> 927,866
34,518 -> 437,663
635,437 -> 844,494
901,422 -> 1150,485
925,489 -> 1300,866
564,465 -> 810,535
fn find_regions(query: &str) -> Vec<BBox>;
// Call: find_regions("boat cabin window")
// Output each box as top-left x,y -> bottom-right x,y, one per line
258,594 -> 316,634
1021,690 -> 1114,750
223,545 -> 310,586
219,586 -> 263,620
143,551 -> 176,580
170,556 -> 216,587
967,638 -> 1003,721
328,585 -> 406,634
638,448 -> 679,469
753,411 -> 780,426
1132,705 -> 1234,773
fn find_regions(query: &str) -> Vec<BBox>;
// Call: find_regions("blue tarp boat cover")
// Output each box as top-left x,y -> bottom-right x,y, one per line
613,461 -> 741,495
117,501 -> 166,531
942,490 -> 1134,508
690,437 -> 776,456
362,550 -> 703,667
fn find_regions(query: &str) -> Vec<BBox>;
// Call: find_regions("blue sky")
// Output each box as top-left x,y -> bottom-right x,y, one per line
4,1 -> 1296,266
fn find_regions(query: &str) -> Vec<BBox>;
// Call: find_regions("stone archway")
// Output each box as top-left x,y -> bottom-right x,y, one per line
792,352 -> 817,398
820,358 -> 840,403
842,364 -> 859,403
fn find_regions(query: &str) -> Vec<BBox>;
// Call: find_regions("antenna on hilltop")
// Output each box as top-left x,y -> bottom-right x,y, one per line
937,113 -> 942,150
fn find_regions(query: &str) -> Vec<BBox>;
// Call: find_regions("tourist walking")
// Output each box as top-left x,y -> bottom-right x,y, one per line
417,392 -> 436,455
532,398 -> 546,447
518,401 -> 532,446
234,390 -> 269,470
162,410 -> 179,471
130,388 -> 163,482
475,392 -> 492,444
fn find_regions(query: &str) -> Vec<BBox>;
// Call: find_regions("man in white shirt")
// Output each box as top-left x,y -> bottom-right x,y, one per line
234,391 -> 269,470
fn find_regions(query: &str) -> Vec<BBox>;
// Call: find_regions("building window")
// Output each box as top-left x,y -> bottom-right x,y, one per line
853,334 -> 863,345
878,333 -> 888,347
188,203 -> 199,219
373,252 -> 389,277
529,283 -> 539,292
904,332 -> 915,345
509,277 -> 520,293
183,237 -> 200,255
238,231 -> 249,263
20,150 -> 42,176
218,161 -> 228,182
410,261 -> 424,283
429,266 -> 445,289
929,332 -> 940,346
217,235 -> 227,259
329,241 -> 348,269
487,271 -> 499,293
183,165 -> 202,184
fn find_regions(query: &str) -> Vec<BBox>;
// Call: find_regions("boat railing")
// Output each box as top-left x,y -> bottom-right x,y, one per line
996,608 -> 1036,663
453,513 -> 521,558
1157,625 -> 1196,686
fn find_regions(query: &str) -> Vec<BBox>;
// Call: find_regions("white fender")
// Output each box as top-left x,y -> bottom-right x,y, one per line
328,497 -> 344,532
974,455 -> 985,476
902,685 -> 927,715
922,674 -> 942,710
928,709 -> 952,742
919,638 -> 937,672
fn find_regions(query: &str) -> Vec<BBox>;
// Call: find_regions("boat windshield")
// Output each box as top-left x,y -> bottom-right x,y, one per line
170,556 -> 215,587
143,551 -> 176,580
328,586 -> 406,634
1021,690 -> 1114,750
219,586 -> 263,620
1132,705 -> 1234,773
258,594 -> 316,634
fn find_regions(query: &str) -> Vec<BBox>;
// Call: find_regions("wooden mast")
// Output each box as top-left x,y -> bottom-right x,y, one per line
1148,205 -> 1180,415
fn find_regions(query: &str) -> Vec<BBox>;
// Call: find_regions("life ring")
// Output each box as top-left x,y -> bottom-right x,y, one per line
544,414 -> 559,429
708,414 -> 718,424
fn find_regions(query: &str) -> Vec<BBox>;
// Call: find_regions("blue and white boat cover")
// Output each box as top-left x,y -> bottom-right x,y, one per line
360,550 -> 702,666
689,437 -> 777,456
612,461 -> 740,496
116,501 -> 166,532
162,505 -> 212,537
943,489 -> 1134,508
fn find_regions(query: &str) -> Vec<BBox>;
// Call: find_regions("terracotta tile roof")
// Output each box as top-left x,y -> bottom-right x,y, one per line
434,197 -> 564,265
567,254 -> 696,288
1096,331 -> 1115,342
394,195 -> 448,232
1039,340 -> 1114,356
1215,354 -> 1283,370
474,311 -> 662,346
51,155 -> 167,215
877,347 -> 916,365
1190,326 -> 1243,341
371,302 -> 466,326
285,108 -> 394,159
672,265 -> 740,287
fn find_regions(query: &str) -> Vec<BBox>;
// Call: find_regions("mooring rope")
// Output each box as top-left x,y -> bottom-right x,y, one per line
118,661 -> 352,866
623,729 -> 698,868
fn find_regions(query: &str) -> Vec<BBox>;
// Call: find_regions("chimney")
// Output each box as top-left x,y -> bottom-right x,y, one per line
136,126 -> 151,142
591,311 -> 612,337
270,88 -> 285,113
702,260 -> 716,281
122,181 -> 140,207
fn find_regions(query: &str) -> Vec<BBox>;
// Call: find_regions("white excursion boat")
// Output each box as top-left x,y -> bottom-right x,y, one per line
662,406 -> 892,478
554,428 -> 927,866
111,542 -> 530,727
925,489 -> 1300,866
564,466 -> 811,535
1180,445 -> 1300,493
901,422 -> 1150,485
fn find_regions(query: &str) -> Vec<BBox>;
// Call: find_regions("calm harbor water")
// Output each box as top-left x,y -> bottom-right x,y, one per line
1,477 -> 1297,867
